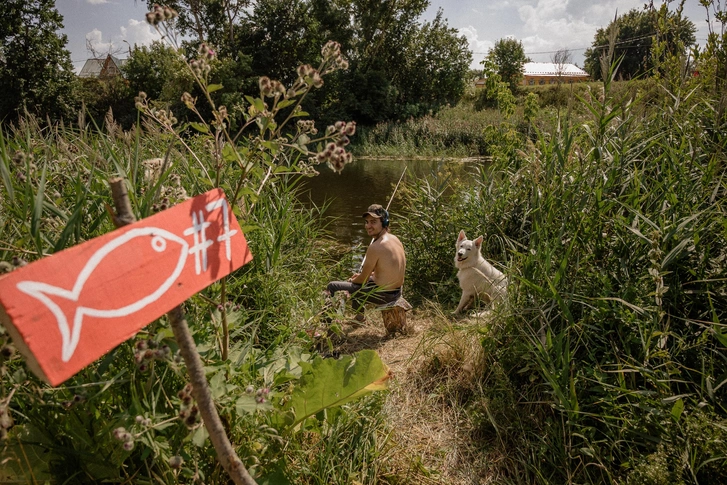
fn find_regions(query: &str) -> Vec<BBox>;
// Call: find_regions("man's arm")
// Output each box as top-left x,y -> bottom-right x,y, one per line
351,246 -> 378,284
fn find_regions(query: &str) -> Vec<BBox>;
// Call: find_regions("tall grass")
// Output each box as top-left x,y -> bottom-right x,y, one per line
0,114 -> 391,483
353,103 -> 507,158
399,67 -> 727,483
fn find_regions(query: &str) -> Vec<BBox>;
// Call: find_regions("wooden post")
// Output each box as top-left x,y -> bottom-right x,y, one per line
108,179 -> 258,485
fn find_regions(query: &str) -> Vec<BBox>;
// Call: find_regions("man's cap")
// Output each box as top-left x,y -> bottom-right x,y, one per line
362,204 -> 386,219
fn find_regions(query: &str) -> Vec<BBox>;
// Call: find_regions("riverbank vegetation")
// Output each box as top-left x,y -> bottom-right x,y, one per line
1,1 -> 726,484
396,26 -> 727,485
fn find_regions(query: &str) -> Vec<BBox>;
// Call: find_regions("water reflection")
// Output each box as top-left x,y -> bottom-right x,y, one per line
297,157 -> 476,248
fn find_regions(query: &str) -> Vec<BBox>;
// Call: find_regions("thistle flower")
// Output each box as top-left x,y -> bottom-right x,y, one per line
146,4 -> 177,25
198,42 -> 216,60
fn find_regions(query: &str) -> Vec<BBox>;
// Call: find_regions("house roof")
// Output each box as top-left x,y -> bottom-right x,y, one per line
79,55 -> 126,78
523,62 -> 589,77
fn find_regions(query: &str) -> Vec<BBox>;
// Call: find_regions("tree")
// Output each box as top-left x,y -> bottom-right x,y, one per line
145,0 -> 471,124
234,0 -> 323,85
551,48 -> 572,84
149,0 -> 248,53
583,7 -> 696,81
0,0 -> 78,122
399,9 -> 472,114
486,37 -> 529,93
124,41 -> 193,103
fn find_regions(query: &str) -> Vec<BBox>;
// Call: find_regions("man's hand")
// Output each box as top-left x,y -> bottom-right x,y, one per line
348,273 -> 361,282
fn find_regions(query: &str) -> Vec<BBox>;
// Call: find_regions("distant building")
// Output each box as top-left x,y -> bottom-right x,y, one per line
522,62 -> 589,85
473,62 -> 589,89
79,54 -> 126,79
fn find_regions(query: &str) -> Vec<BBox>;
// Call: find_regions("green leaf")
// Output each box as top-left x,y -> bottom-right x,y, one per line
190,122 -> 209,134
670,398 -> 684,421
222,143 -> 238,162
277,350 -> 391,429
207,84 -> 223,93
191,425 -> 209,447
259,462 -> 291,485
236,395 -> 273,415
712,327 -> 727,347
276,99 -> 296,110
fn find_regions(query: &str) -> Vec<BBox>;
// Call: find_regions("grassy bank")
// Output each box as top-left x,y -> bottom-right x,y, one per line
352,79 -> 661,160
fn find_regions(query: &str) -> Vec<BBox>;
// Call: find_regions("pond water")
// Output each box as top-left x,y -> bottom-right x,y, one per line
297,157 -> 480,248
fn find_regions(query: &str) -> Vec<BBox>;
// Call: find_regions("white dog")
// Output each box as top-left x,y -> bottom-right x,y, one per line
454,230 -> 507,314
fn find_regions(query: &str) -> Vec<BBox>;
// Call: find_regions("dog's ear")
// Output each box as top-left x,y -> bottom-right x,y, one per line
474,236 -> 483,248
457,230 -> 466,244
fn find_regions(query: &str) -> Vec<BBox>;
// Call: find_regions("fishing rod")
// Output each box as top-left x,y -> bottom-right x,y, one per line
358,165 -> 407,272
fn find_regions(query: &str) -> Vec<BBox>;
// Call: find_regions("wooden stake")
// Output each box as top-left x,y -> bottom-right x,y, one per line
108,177 -> 257,485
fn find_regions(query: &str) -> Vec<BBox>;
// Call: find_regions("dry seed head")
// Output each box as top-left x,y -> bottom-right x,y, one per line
169,455 -> 184,469
259,76 -> 273,97
297,64 -> 314,80
321,41 -> 341,60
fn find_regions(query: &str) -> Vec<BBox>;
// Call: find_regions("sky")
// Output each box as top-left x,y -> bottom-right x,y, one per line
56,0 -> 716,73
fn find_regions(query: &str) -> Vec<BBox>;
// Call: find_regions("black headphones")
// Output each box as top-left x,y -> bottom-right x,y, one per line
381,209 -> 389,228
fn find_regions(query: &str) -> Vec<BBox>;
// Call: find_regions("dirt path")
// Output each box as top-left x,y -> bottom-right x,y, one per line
334,308 -> 493,484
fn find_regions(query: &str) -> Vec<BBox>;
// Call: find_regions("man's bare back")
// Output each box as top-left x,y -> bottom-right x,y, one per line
364,232 -> 406,289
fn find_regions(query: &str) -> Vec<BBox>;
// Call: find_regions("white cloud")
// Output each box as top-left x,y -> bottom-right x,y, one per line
458,26 -> 494,68
120,19 -> 159,50
513,0 -> 651,64
86,0 -> 109,5
85,28 -> 113,56
84,19 -> 158,58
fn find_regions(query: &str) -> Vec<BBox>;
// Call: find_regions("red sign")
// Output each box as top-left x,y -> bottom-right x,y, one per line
0,189 -> 252,386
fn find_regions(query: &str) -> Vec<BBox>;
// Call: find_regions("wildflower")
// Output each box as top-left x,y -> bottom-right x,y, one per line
344,121 -> 356,136
112,427 -> 127,440
198,42 -> 216,60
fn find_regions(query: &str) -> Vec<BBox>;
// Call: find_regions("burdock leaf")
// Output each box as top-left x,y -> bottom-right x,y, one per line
277,350 -> 391,429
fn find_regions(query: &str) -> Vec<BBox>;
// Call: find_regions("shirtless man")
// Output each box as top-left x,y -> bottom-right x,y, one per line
326,204 -> 406,322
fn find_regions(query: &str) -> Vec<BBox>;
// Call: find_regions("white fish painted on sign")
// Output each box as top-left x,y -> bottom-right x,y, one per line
16,227 -> 189,362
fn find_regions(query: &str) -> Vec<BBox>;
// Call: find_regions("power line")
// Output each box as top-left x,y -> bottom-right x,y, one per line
470,34 -> 710,56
